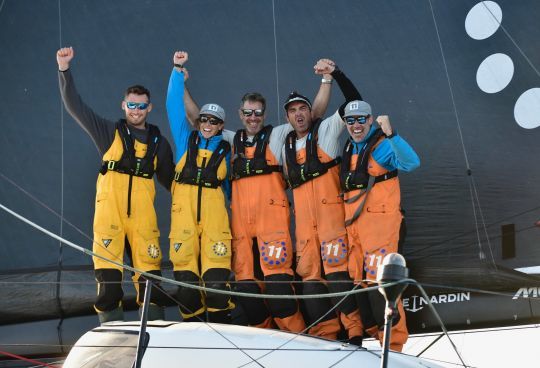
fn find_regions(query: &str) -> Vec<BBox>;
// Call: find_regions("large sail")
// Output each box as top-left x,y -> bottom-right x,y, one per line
0,0 -> 539,348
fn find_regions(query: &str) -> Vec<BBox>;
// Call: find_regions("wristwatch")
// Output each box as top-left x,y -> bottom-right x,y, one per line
321,78 -> 333,84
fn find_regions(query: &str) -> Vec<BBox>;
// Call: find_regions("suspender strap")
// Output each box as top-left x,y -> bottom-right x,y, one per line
344,175 -> 376,227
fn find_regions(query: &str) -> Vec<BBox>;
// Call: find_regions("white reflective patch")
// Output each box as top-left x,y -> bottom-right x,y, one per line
514,88 -> 540,129
465,1 -> 502,40
476,53 -> 513,93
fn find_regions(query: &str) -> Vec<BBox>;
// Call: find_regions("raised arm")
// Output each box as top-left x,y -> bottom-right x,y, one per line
174,63 -> 200,127
373,116 -> 420,172
314,61 -> 364,156
56,47 -> 114,155
311,58 -> 334,120
332,66 -> 363,117
166,51 -> 192,162
183,82 -> 200,128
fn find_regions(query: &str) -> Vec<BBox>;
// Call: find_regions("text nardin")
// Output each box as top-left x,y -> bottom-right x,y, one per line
403,292 -> 470,312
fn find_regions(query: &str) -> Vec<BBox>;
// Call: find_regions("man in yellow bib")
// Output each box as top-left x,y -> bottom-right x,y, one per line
57,47 -> 175,323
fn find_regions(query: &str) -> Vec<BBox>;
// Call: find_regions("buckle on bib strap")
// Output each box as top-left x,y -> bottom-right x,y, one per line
107,161 -> 116,170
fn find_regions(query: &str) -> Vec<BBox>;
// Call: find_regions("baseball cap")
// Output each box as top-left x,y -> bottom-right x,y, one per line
343,100 -> 372,117
199,103 -> 225,121
283,91 -> 312,111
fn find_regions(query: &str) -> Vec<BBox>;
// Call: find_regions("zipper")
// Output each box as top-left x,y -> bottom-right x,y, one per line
127,174 -> 133,217
196,138 -> 210,223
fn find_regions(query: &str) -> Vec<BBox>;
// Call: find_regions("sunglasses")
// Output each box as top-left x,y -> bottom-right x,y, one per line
199,115 -> 223,125
125,101 -> 149,110
345,115 -> 369,125
241,109 -> 264,117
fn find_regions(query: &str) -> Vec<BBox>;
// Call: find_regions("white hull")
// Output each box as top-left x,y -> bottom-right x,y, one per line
63,321 -> 443,368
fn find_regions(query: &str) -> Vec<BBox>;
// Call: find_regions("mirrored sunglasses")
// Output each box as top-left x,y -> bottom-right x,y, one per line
125,101 -> 149,110
241,109 -> 264,117
345,115 -> 369,125
199,115 -> 223,125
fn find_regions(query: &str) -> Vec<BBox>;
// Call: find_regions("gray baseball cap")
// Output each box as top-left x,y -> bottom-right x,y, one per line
199,103 -> 225,121
343,100 -> 372,117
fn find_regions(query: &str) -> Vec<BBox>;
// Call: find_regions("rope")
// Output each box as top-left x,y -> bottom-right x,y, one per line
428,0 -> 497,269
405,204 -> 540,257
148,282 -> 265,368
0,171 -> 137,272
55,0 -> 66,354
0,201 -> 397,300
409,279 -> 468,367
467,179 -> 484,262
0,349 -> 60,368
410,223 -> 538,262
2,167 -> 536,272
481,1 -> 540,78
271,0 -> 281,124
470,175 -> 497,268
2,325 -> 537,355
237,282 -> 365,368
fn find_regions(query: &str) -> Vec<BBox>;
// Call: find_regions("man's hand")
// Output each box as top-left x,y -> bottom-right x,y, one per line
57,47 -> 74,71
376,115 -> 393,137
182,67 -> 190,82
314,58 -> 336,76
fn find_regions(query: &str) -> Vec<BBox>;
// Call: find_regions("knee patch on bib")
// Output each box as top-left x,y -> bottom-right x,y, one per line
235,280 -> 270,326
203,268 -> 233,311
326,271 -> 358,315
265,273 -> 299,319
95,268 -> 123,312
133,270 -> 169,307
302,280 -> 335,325
173,270 -> 204,318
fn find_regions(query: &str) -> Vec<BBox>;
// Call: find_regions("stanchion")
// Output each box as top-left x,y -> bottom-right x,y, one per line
133,279 -> 152,368
377,254 -> 409,368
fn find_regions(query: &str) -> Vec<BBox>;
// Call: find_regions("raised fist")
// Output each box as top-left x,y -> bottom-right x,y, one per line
173,51 -> 189,67
376,115 -> 393,136
314,58 -> 336,75
57,47 -> 74,71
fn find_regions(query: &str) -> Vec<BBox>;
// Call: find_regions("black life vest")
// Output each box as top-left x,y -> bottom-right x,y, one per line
340,128 -> 398,193
100,120 -> 160,179
284,119 -> 341,189
174,131 -> 230,189
232,125 -> 281,180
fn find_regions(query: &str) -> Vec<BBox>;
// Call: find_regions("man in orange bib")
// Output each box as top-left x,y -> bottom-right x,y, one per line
340,100 -> 420,351
283,60 -> 363,344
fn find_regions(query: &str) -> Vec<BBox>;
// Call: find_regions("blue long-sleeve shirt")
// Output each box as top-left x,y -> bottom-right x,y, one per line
351,125 -> 420,172
166,69 -> 231,198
